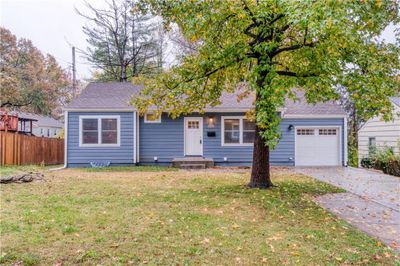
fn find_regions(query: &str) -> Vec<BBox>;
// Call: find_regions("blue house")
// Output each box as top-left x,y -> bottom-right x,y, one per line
64,82 -> 347,168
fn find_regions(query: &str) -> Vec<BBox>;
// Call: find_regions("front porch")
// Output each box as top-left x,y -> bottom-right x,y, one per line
172,157 -> 214,169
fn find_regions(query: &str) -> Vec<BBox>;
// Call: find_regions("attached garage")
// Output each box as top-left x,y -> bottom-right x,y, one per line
295,127 -> 341,166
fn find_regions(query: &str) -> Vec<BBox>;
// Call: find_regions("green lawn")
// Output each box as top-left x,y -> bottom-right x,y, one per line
0,165 -> 54,177
0,168 -> 398,265
83,165 -> 177,172
0,165 -> 176,176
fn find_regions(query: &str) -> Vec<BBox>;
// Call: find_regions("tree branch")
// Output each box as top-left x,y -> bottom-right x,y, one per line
276,71 -> 318,77
270,42 -> 316,58
244,23 -> 257,39
1,99 -> 33,108
269,14 -> 284,25
241,0 -> 258,26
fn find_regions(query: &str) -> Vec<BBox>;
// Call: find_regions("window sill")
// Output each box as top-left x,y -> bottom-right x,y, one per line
79,144 -> 120,148
221,143 -> 254,147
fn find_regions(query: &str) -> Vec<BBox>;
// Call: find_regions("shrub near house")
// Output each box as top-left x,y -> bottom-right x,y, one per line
361,145 -> 400,177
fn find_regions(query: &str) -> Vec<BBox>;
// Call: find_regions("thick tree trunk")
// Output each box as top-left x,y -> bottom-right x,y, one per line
120,63 -> 127,82
248,124 -> 273,188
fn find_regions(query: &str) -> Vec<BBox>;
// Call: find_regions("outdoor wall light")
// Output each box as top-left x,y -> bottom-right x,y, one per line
288,124 -> 294,131
207,116 -> 216,128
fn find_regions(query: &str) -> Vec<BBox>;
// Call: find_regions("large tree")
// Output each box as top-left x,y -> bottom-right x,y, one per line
134,1 -> 400,188
0,27 -> 71,116
336,41 -> 400,166
77,0 -> 162,81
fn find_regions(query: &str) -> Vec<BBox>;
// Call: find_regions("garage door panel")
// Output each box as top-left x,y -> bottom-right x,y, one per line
295,128 -> 340,166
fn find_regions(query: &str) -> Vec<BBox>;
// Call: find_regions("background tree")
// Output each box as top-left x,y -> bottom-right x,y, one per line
337,41 -> 400,166
168,26 -> 199,60
0,27 -> 72,117
0,27 -> 20,107
134,1 -> 400,188
77,0 -> 162,82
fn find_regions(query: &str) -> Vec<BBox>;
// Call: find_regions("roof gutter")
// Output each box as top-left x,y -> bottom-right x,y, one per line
283,114 -> 347,118
63,110 -> 68,168
63,108 -> 136,112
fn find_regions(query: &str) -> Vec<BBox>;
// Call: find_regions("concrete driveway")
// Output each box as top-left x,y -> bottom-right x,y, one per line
295,167 -> 400,251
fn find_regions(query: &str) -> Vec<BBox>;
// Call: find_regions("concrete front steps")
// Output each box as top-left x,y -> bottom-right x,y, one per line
172,157 -> 214,169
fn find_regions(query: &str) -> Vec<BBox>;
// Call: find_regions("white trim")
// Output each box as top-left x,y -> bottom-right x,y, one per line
283,114 -> 347,119
184,117 -> 204,156
79,115 -> 121,147
204,109 -> 250,112
64,111 -> 68,167
136,112 -> 140,163
294,126 -> 342,166
133,112 -> 137,163
64,108 -> 135,112
344,116 -> 348,166
203,107 -> 285,113
221,116 -> 254,147
144,113 -> 162,123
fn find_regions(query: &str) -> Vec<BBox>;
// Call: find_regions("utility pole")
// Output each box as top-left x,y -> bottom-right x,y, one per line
72,46 -> 76,97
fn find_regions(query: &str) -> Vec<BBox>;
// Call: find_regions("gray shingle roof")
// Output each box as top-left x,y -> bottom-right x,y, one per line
390,97 -> 400,107
18,112 -> 63,128
206,90 -> 254,111
284,90 -> 346,116
66,82 -> 143,110
66,82 -> 346,116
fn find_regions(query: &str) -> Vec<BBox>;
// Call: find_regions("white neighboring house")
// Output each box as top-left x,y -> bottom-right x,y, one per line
358,97 -> 400,161
18,112 -> 63,138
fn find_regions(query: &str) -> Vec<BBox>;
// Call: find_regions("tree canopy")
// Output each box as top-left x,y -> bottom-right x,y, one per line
134,0 -> 400,187
77,0 -> 164,82
0,27 -> 72,116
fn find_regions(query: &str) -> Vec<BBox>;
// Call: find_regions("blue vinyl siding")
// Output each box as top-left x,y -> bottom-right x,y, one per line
139,113 -> 345,166
67,112 -> 135,167
139,113 -> 184,163
66,111 -> 344,167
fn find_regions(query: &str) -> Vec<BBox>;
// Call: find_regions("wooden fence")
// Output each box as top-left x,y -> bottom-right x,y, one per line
0,132 -> 64,166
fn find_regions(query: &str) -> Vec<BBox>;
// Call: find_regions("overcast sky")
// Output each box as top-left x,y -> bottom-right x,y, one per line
1,0 -> 398,81
0,0 -> 105,80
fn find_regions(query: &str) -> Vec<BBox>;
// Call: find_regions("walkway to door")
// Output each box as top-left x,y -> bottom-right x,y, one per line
295,167 -> 400,251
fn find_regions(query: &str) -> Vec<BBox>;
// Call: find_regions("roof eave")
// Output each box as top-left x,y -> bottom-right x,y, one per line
283,114 -> 347,118
63,108 -> 136,112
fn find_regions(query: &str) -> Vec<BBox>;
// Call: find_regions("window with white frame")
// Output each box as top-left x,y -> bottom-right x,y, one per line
368,137 -> 376,148
80,116 -> 120,146
144,113 -> 161,123
222,117 -> 255,145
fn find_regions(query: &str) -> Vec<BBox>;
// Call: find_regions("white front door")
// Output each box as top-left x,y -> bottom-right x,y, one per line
184,117 -> 203,156
295,127 -> 341,166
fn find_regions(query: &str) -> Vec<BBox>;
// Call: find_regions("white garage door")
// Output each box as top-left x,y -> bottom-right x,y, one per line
295,128 -> 341,166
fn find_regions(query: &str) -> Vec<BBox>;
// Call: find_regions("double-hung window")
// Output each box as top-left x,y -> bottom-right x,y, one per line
368,137 -> 376,155
80,116 -> 120,147
222,117 -> 255,146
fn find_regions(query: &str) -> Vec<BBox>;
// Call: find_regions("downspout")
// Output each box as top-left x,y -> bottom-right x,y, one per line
133,111 -> 137,164
136,112 -> 140,165
344,116 -> 348,167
